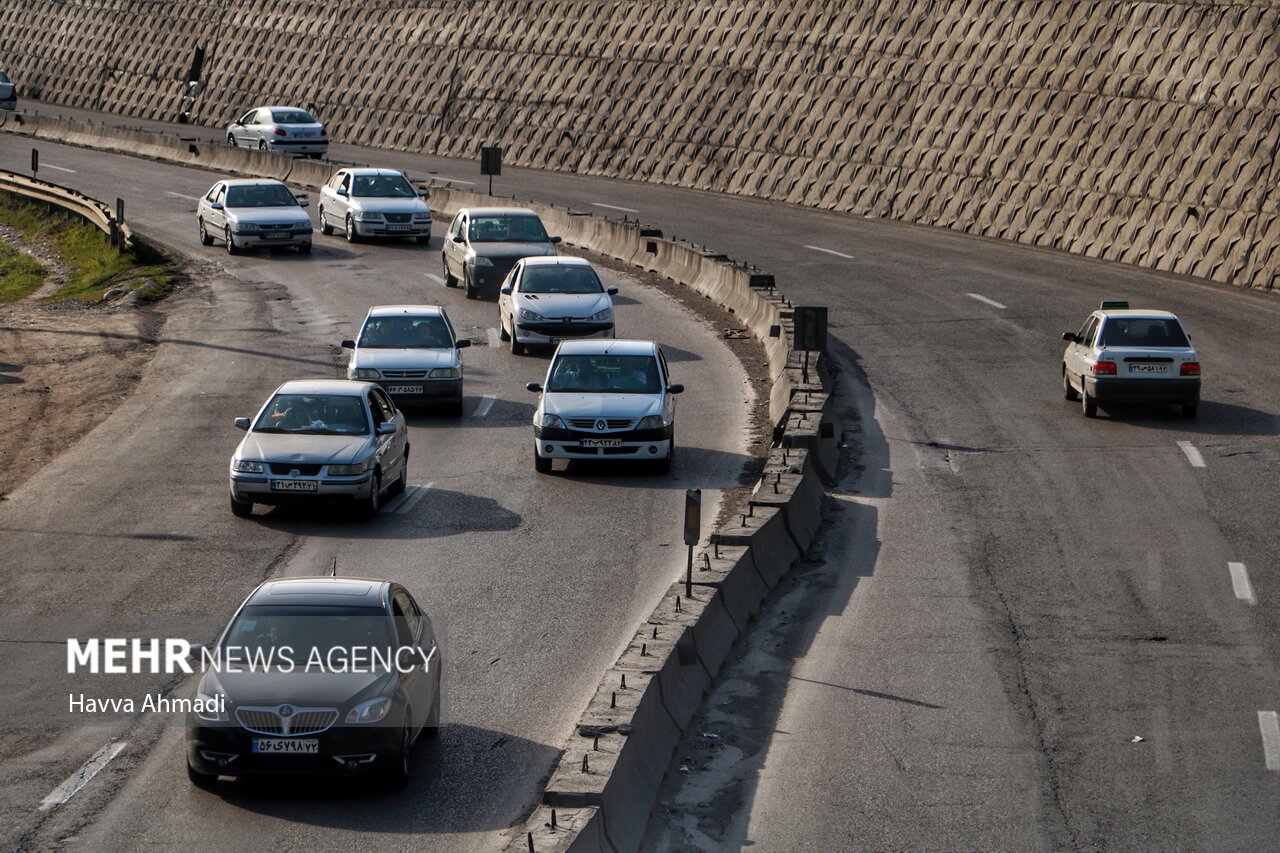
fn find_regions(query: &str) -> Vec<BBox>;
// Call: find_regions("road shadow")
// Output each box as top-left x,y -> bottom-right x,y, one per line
250,487 -> 520,539
554,445 -> 757,490
0,361 -> 22,384
402,397 -> 535,427
1094,398 -> 1279,436
0,326 -> 334,370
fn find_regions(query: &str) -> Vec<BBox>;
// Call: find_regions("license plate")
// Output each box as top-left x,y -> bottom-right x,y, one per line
271,479 -> 318,492
386,385 -> 422,394
1129,364 -> 1168,374
265,231 -> 291,239
581,439 -> 623,448
252,739 -> 318,754
387,224 -> 412,232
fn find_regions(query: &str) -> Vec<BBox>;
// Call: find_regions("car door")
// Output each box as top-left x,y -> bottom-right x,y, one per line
445,213 -> 467,278
1069,315 -> 1099,386
499,261 -> 523,332
332,172 -> 352,221
319,171 -> 343,225
369,388 -> 404,480
233,109 -> 257,146
658,348 -> 677,423
390,589 -> 430,733
406,591 -> 441,721
202,183 -> 226,230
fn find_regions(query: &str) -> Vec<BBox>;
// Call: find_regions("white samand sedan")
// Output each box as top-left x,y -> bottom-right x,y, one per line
1062,302 -> 1201,418
318,168 -> 432,243
197,179 -> 313,254
527,339 -> 682,474
499,256 -> 617,354
229,379 -> 409,519
342,305 -> 470,416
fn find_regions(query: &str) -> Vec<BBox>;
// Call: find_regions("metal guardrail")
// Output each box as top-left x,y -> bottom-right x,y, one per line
0,169 -> 133,250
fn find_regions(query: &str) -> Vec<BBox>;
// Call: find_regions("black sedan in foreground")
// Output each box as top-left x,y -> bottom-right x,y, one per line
186,577 -> 440,788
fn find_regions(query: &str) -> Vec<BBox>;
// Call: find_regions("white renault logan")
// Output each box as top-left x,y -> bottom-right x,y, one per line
527,340 -> 682,474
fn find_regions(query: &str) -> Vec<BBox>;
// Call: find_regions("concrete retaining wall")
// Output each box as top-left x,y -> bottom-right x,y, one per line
2,1 -> 1276,290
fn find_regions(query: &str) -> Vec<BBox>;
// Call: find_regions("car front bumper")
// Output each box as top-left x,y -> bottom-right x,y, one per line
0,99 -> 15,111
515,321 -> 614,345
1085,376 -> 1200,405
230,472 -> 373,506
188,719 -> 400,778
353,220 -> 431,238
374,379 -> 462,405
533,424 -> 672,460
232,229 -> 313,249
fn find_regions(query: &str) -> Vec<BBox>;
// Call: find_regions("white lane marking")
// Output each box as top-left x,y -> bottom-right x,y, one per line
166,191 -> 202,201
804,244 -> 854,259
966,292 -> 1007,310
1259,711 -> 1280,770
1176,440 -> 1206,468
474,394 -> 497,418
592,202 -> 639,213
425,273 -> 446,286
44,164 -> 77,173
393,482 -> 433,515
486,327 -> 500,348
39,742 -> 127,811
431,176 -> 475,185
1228,562 -> 1257,605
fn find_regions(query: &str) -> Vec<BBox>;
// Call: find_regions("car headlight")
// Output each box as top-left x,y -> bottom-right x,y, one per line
413,212 -> 432,221
518,307 -> 545,322
293,220 -> 312,230
328,459 -> 372,476
346,697 -> 392,724
352,368 -> 380,380
233,222 -> 257,232
541,414 -> 565,429
194,690 -> 228,722
232,460 -> 265,474
354,211 -> 384,222
588,308 -> 613,322
637,415 -> 665,429
429,367 -> 460,379
471,256 -> 494,267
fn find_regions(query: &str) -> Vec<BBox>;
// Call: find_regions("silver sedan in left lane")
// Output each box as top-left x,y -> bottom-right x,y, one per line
229,380 -> 409,520
197,179 -> 314,255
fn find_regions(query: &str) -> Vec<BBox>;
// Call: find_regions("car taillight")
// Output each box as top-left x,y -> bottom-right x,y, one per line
320,127 -> 327,137
1092,361 -> 1117,376
1181,362 -> 1200,376
274,127 -> 287,136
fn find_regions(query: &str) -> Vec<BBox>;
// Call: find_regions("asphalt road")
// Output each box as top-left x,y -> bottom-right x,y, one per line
5,105 -> 1280,849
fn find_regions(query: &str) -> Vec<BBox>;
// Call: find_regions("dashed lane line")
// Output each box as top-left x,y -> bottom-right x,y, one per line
804,244 -> 854,259
425,273 -> 446,286
44,164 -> 77,173
39,742 -> 127,812
474,394 -> 497,418
1229,562 -> 1257,605
389,482 -> 433,515
165,191 -> 202,201
1259,711 -> 1280,771
486,327 -> 500,348
966,292 -> 1007,310
592,202 -> 639,213
1176,440 -> 1206,468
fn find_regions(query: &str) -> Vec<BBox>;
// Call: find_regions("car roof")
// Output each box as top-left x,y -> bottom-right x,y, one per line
366,304 -> 445,317
275,379 -> 373,396
222,178 -> 289,188
342,168 -> 406,178
461,207 -> 541,217
521,256 -> 592,268
556,339 -> 657,356
246,577 -> 389,607
254,105 -> 315,114
1097,309 -> 1180,320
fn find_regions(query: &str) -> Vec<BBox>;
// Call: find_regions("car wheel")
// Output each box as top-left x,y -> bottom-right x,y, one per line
383,719 -> 413,789
224,227 -> 239,255
1081,385 -> 1097,418
345,214 -> 360,243
230,494 -> 253,517
534,445 -> 552,474
358,472 -> 382,519
198,218 -> 213,246
423,689 -> 440,738
318,206 -> 333,235
510,323 -> 523,355
257,139 -> 267,151
297,241 -> 312,254
656,433 -> 673,474
416,234 -> 431,245
447,400 -> 464,418
442,257 -> 458,287
226,134 -> 237,147
464,270 -> 478,300
390,449 -> 408,496
187,762 -> 218,790
498,315 -> 511,342
1062,368 -> 1079,401
1182,403 -> 1198,419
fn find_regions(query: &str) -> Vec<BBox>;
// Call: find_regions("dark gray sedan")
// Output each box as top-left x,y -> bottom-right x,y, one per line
441,207 -> 560,300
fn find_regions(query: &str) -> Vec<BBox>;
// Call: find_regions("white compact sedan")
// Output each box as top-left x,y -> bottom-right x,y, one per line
318,168 -> 432,243
1062,301 -> 1201,418
228,379 -> 409,519
342,305 -> 470,416
527,340 -> 682,474
197,179 -> 313,254
226,106 -> 328,157
499,256 -> 617,354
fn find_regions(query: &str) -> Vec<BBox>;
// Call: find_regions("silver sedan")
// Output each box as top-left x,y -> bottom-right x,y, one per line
197,179 -> 313,254
226,106 -> 328,157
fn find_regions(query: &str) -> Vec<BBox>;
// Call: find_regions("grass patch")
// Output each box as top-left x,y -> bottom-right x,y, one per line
0,191 -> 175,302
0,241 -> 47,302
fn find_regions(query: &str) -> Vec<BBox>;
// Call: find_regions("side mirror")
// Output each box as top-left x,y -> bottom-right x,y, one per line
337,188 -> 349,197
233,417 -> 250,431
417,187 -> 430,198
549,236 -> 562,244
451,234 -> 464,244
500,285 -> 513,295
210,202 -> 224,211
455,339 -> 471,349
377,421 -> 397,436
296,197 -> 310,208
526,382 -> 542,393
667,384 -> 684,395
606,287 -> 618,296
1062,332 -> 1078,343
340,339 -> 355,349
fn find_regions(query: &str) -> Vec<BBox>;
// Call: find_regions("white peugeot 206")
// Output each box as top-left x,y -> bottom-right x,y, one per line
526,339 -> 682,474
498,256 -> 617,354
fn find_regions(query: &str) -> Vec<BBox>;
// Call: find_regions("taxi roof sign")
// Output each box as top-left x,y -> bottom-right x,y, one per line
1099,300 -> 1130,310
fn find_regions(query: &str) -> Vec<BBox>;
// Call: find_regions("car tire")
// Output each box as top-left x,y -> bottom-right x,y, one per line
297,241 -> 312,254
1081,386 -> 1097,418
656,433 -> 673,474
510,324 -> 523,355
464,270 -> 478,300
390,449 -> 408,496
345,214 -> 361,243
447,400 -> 464,418
318,207 -> 333,235
1062,369 -> 1079,401
257,139 -> 267,151
442,257 -> 458,287
224,227 -> 239,255
416,234 -> 431,245
358,472 -> 382,519
423,689 -> 440,738
187,762 -> 218,790
534,445 -> 552,474
230,494 -> 253,517
1182,403 -> 1198,419
198,218 -> 213,246
498,316 -> 511,342
383,719 -> 413,790
226,134 -> 237,147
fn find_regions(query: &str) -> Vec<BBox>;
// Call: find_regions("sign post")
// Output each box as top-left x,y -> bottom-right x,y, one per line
31,148 -> 38,177
683,488 -> 701,598
480,146 -> 502,196
793,305 -> 828,383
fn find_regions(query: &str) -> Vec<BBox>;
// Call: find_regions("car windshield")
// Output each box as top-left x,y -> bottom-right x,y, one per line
358,316 -> 452,348
468,214 -> 548,243
253,393 -> 370,435
521,265 -> 603,294
547,354 -> 661,394
271,110 -> 316,124
0,71 -> 10,84
225,184 -> 298,208
1099,317 -> 1189,348
222,605 -> 393,669
351,174 -> 415,198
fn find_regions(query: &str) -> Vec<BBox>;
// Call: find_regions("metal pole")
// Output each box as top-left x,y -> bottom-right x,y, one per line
685,543 -> 693,599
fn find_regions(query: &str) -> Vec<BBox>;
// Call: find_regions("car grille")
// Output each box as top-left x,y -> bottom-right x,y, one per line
235,706 -> 339,736
384,213 -> 413,224
268,463 -> 322,476
568,418 -> 634,430
380,369 -> 429,379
